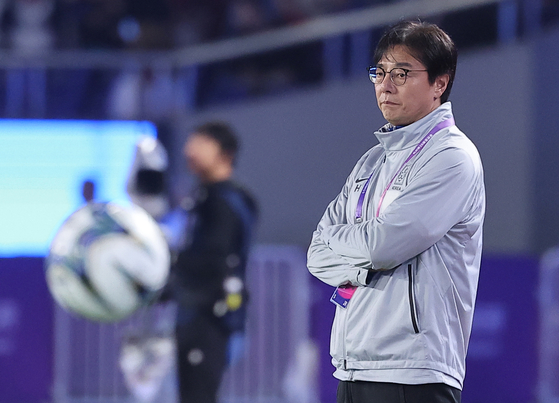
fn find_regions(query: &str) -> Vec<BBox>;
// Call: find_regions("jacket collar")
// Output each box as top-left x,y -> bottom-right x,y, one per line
374,102 -> 454,152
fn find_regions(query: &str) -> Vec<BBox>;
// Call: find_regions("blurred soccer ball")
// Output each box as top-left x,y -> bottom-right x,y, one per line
45,201 -> 170,322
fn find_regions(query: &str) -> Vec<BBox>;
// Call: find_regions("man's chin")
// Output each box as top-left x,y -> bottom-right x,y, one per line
383,115 -> 402,127
382,112 -> 411,127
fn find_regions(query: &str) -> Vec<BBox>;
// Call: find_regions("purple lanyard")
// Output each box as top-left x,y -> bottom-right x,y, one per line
355,118 -> 455,222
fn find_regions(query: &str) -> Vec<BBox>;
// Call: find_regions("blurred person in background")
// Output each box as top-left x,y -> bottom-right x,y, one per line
307,20 -> 485,403
167,121 -> 258,403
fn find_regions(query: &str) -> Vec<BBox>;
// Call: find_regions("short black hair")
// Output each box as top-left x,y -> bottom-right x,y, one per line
193,121 -> 240,164
373,20 -> 457,104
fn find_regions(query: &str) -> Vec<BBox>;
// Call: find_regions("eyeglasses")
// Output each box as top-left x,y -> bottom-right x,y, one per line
368,66 -> 428,86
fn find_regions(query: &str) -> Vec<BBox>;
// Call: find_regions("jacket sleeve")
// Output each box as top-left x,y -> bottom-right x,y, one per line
307,156 -> 375,287
321,147 -> 483,272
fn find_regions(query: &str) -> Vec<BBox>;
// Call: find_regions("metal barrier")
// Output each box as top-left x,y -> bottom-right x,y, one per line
538,247 -> 559,403
52,244 -> 314,403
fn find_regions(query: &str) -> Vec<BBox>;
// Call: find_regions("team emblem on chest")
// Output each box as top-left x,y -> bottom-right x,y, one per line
392,165 -> 411,191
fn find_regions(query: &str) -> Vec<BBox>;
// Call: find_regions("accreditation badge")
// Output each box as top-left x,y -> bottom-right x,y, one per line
330,285 -> 357,308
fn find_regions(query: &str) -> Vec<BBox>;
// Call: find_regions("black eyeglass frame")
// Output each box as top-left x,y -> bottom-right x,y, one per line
368,66 -> 428,86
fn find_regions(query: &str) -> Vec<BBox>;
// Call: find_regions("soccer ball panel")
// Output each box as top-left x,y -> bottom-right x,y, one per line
45,202 -> 171,322
46,263 -> 114,321
105,202 -> 170,288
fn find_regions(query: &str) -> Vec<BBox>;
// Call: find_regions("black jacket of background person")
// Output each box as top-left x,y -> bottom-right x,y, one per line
171,179 -> 258,335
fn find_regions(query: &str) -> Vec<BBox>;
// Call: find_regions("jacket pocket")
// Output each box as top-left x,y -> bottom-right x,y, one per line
408,263 -> 420,334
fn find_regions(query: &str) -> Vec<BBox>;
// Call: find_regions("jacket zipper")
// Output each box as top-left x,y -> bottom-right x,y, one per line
340,298 -> 349,371
341,285 -> 356,374
408,264 -> 420,334
342,359 -> 355,381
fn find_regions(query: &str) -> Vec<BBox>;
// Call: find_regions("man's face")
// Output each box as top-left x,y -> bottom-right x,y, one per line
183,133 -> 225,179
374,45 -> 447,127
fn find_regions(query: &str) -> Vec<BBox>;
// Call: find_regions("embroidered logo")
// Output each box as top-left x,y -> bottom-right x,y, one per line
392,165 -> 411,190
354,177 -> 369,192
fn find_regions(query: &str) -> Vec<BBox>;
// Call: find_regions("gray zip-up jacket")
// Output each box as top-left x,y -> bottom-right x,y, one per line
307,102 -> 485,389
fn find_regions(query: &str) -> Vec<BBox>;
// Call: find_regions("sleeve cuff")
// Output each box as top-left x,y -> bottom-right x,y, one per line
356,268 -> 376,286
355,268 -> 372,286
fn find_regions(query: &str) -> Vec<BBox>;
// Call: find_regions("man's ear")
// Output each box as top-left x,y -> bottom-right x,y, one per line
434,74 -> 450,99
220,150 -> 235,167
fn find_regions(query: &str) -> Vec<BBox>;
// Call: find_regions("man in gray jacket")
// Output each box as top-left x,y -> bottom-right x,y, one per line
307,21 -> 485,403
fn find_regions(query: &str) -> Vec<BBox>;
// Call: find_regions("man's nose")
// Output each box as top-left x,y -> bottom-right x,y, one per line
378,75 -> 396,91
